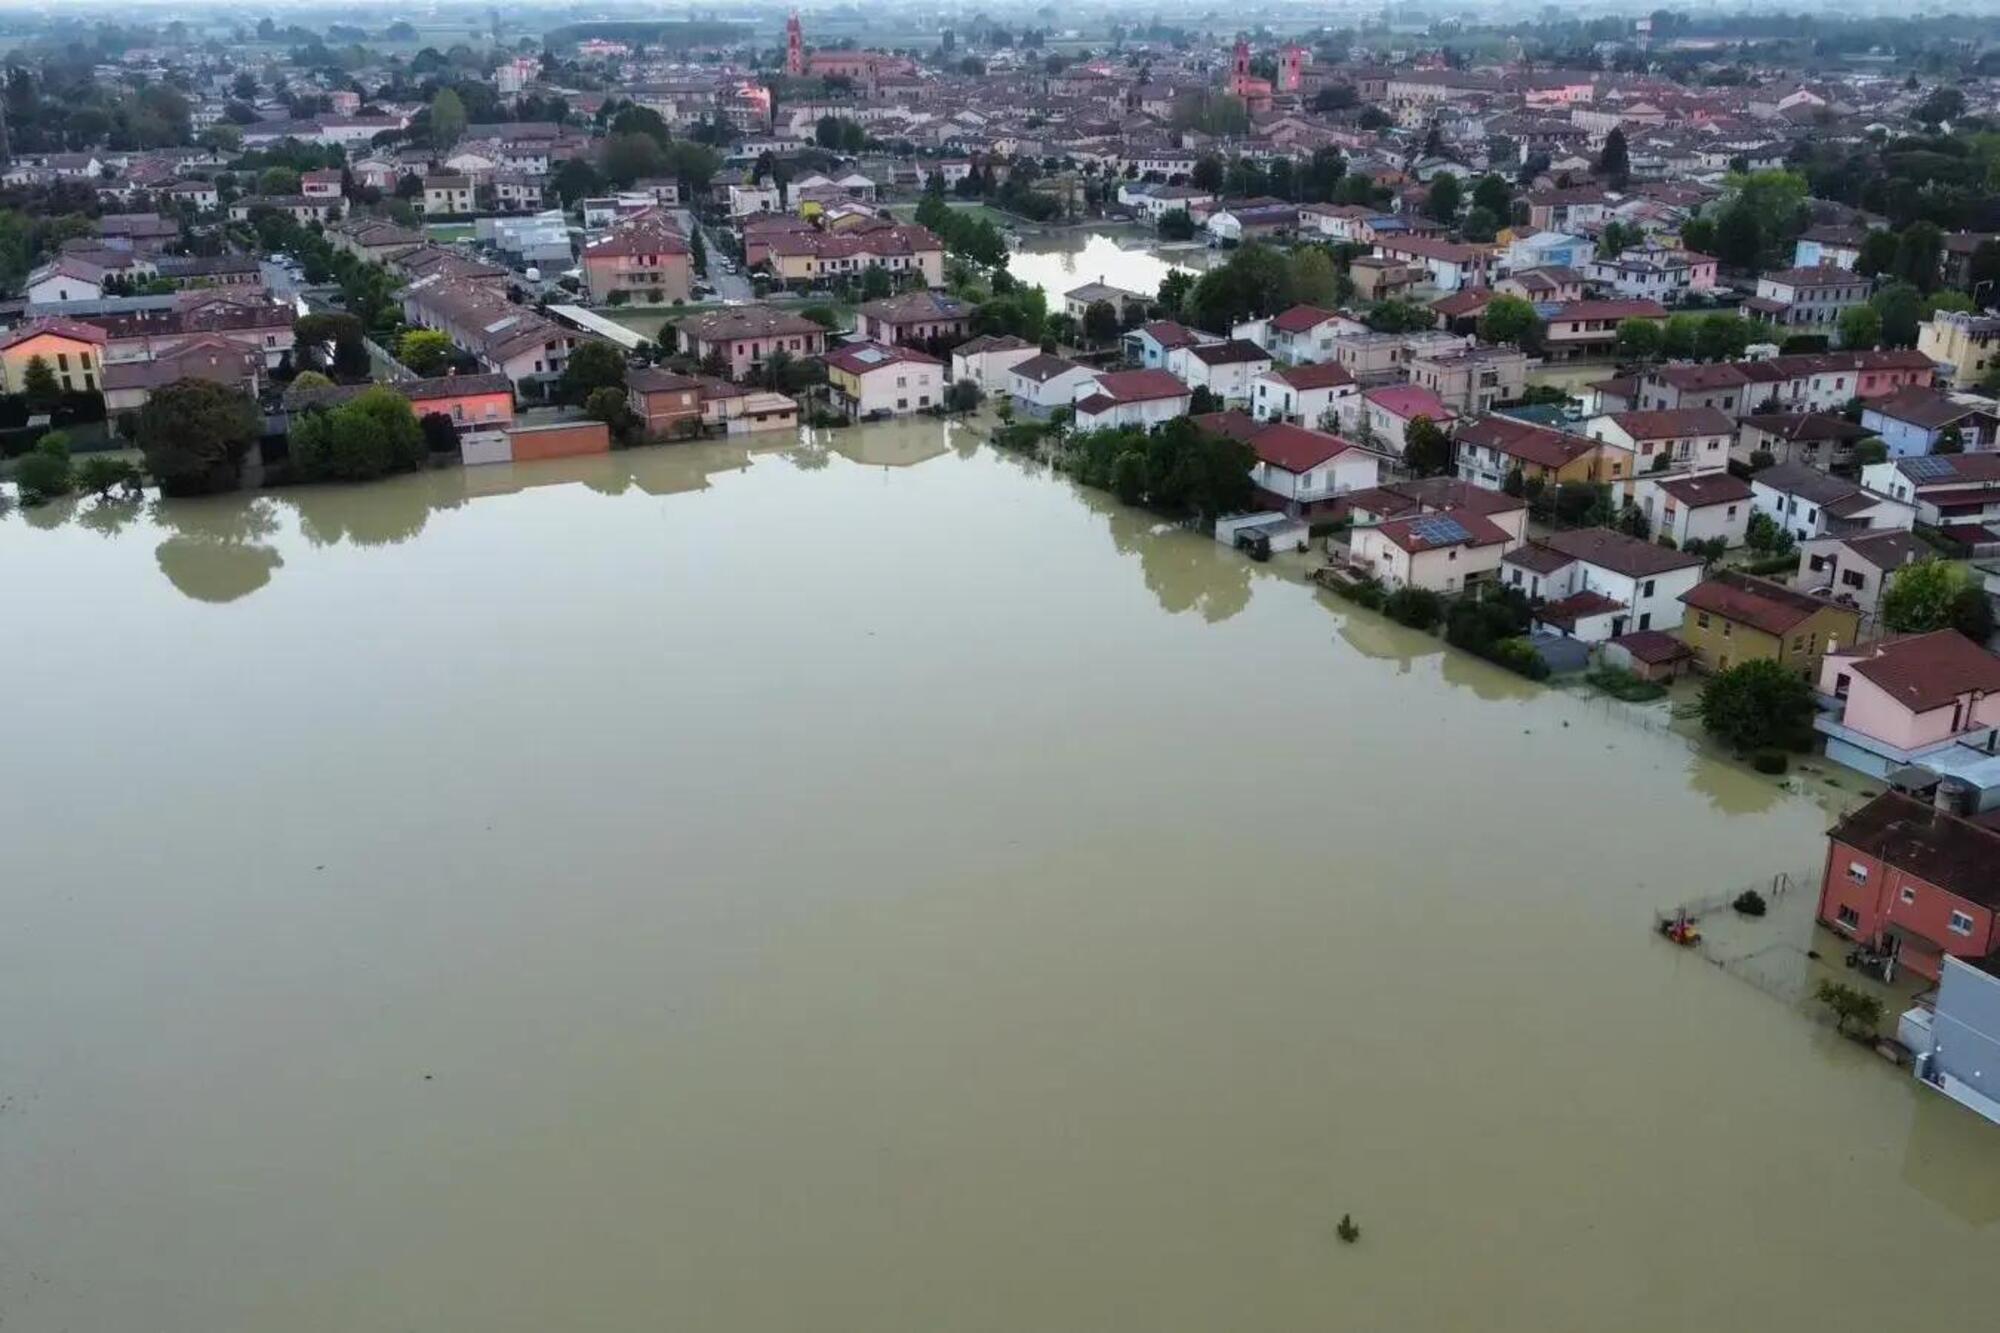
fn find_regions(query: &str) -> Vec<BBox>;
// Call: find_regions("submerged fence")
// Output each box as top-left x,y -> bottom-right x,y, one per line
1657,866 -> 1825,1006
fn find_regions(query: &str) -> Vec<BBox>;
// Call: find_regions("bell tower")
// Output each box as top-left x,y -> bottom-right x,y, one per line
786,12 -> 805,78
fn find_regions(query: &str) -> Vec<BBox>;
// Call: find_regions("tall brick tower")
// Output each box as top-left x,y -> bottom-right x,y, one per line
1279,45 -> 1304,93
786,12 -> 805,78
1233,40 -> 1250,89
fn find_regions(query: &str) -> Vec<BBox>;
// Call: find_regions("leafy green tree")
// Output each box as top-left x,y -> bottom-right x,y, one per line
552,159 -> 603,208
583,385 -> 633,438
944,379 -> 983,413
1700,659 -> 1815,752
557,340 -> 628,403
11,433 -> 74,504
1471,173 -> 1512,218
1425,172 -> 1461,223
136,378 -> 262,496
1814,980 -> 1884,1038
1402,415 -> 1454,476
21,354 -> 60,410
1855,229 -> 1899,278
602,132 -> 665,187
396,329 -> 455,376
1694,313 -> 1754,363
289,387 -> 426,482
1616,317 -> 1663,360
75,453 -> 140,498
429,88 -> 466,147
1713,205 -> 1762,269
1880,558 -> 1976,635
1477,295 -> 1541,349
1872,282 -> 1927,348
1082,299 -> 1120,345
1595,127 -> 1630,187
1661,312 -> 1704,359
1158,208 -> 1196,241
1185,243 -> 1295,331
1892,221 -> 1943,293
1837,304 -> 1882,351
1288,247 -> 1342,308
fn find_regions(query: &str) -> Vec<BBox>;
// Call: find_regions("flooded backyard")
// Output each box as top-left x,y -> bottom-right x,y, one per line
2,418 -> 1996,1332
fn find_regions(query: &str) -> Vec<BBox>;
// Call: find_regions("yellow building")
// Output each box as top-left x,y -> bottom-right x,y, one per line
1677,570 -> 1861,676
0,318 -> 107,395
1916,310 -> 2000,390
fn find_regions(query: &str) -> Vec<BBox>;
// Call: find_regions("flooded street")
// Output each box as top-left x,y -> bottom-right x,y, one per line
2,419 -> 1995,1332
1006,227 -> 1206,305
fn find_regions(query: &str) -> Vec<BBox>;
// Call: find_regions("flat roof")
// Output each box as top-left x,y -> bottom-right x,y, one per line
546,304 -> 646,350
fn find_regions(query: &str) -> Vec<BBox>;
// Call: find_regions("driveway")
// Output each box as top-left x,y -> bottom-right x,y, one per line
677,209 -> 753,302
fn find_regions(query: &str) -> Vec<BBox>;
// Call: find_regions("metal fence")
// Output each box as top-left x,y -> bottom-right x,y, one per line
1656,866 -> 1825,1006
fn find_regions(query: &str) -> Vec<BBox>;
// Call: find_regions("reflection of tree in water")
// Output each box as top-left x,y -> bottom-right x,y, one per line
284,476 -> 445,548
1437,641 -> 1542,702
75,496 -> 146,539
785,437 -> 831,470
150,494 -> 285,604
1335,610 -> 1442,673
1089,487 -> 1250,624
21,494 -> 79,531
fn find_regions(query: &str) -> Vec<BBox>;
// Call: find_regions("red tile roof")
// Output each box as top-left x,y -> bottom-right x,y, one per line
1680,571 -> 1846,637
1088,368 -> 1190,402
1838,630 -> 2000,714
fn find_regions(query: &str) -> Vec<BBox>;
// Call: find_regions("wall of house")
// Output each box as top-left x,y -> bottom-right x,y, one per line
1932,958 -> 2000,1104
509,421 -> 611,461
1680,612 -> 1780,673
1818,662 -> 2000,751
1350,529 -> 1412,587
1818,837 -> 2000,981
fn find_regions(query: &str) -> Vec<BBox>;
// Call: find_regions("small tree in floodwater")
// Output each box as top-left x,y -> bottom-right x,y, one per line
1815,980 -> 1883,1038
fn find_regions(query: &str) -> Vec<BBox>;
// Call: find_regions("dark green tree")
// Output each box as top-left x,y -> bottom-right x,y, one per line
136,378 -> 262,496
1700,659 -> 1815,752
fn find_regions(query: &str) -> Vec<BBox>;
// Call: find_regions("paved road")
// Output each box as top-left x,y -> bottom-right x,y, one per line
678,209 -> 753,302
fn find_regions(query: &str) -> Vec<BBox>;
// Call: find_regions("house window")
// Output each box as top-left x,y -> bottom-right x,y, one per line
1836,905 -> 1860,930
1847,861 -> 1869,884
1697,612 -> 1710,628
1949,910 -> 1975,936
1722,622 -> 1732,637
1642,579 -> 1655,597
1899,885 -> 1917,905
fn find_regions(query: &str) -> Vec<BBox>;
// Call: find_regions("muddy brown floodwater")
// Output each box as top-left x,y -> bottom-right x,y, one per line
2,418 -> 1995,1333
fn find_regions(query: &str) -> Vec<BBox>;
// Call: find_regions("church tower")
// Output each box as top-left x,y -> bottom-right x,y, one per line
786,12 -> 805,78
1233,40 -> 1250,88
1279,45 -> 1304,94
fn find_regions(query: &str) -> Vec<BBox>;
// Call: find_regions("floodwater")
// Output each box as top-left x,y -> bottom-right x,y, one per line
2,419 -> 1995,1333
1007,227 -> 1207,307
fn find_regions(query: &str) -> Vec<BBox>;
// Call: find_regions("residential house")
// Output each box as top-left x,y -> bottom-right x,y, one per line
763,224 -> 945,289
0,318 -> 106,394
1495,266 -> 1587,304
1746,266 -> 1871,335
1815,631 -> 2000,800
1587,248 -> 1717,302
1349,508 -> 1513,593
398,276 -> 579,385
1406,346 -> 1530,417
856,291 -> 971,348
625,368 -> 705,437
1734,412 -> 1872,472
1901,952 -> 2000,1127
282,373 -> 516,450
1455,414 -> 1602,491
1345,383 -> 1453,458
1542,299 -> 1669,363
676,307 -> 828,381
1677,570 -> 1859,676
1793,225 -> 1869,271
1126,320 -> 1204,369
421,174 -> 476,216
1251,361 -> 1358,428
1504,231 -> 1595,272
1072,368 -> 1193,431
1235,305 -> 1365,364
101,335 -> 262,419
1797,530 -> 1933,621
581,210 -> 692,305
1371,236 -> 1493,293
1917,311 -> 2000,391
1196,411 -> 1378,519
1585,407 -> 1734,478
950,334 -> 1039,392
1819,791 -> 2000,982
1524,186 -> 1612,232
1500,528 -> 1706,640
1008,353 -> 1097,416
1342,477 -> 1529,550
1062,281 -> 1150,322
25,258 -> 107,305
824,341 -> 943,417
1859,387 -> 2000,458
1169,339 -> 1271,407
1205,201 -> 1297,244
1751,463 -> 1916,543
1863,453 -> 2000,533
1631,471 -> 1754,549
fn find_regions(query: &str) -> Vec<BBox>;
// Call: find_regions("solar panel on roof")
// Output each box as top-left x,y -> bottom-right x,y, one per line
1905,455 -> 1956,480
1409,514 -> 1472,545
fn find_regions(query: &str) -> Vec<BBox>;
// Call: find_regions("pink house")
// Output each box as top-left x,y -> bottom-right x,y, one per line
1818,791 -> 2000,982
1815,630 -> 2000,786
1344,383 -> 1452,456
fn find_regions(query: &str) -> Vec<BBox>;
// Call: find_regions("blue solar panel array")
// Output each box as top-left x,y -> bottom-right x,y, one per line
1409,514 -> 1472,545
1904,455 -> 1957,480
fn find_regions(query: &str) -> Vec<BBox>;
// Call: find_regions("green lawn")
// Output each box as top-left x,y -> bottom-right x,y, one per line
425,223 -> 476,243
886,201 -> 1019,229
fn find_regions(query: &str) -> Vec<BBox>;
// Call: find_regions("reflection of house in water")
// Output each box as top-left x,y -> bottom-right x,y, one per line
1334,611 -> 1444,673
824,420 -> 952,469
1900,1087 -> 2000,1225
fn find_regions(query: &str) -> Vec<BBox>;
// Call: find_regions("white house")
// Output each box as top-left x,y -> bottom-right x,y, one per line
726,181 -> 783,218
1863,453 -> 2000,528
1008,353 -> 1098,415
1252,362 -> 1358,427
1168,339 -> 1271,406
1234,304 -> 1367,364
825,341 -> 944,417
1629,471 -> 1755,549
1125,319 -> 1205,369
1071,368 -> 1193,431
950,334 -> 1039,392
1350,508 -> 1513,593
1751,463 -> 1915,543
1500,527 -> 1706,641
1584,407 -> 1734,477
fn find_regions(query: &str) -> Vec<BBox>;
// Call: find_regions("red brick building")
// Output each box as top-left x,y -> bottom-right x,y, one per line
1817,791 -> 2000,982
